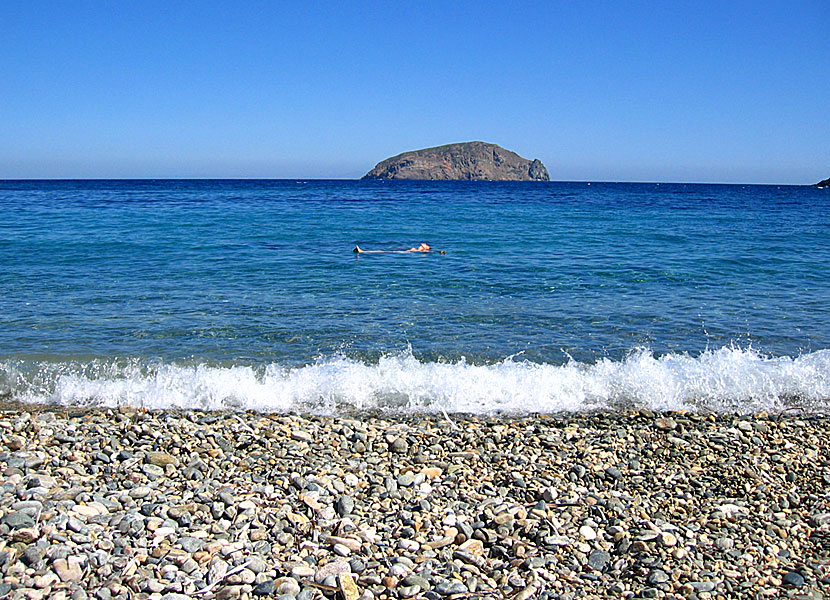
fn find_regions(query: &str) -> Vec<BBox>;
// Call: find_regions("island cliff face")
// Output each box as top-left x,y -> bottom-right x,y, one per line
362,142 -> 550,181
816,177 -> 830,188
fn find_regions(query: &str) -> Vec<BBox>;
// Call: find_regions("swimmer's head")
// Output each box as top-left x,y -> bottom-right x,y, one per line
418,243 -> 431,251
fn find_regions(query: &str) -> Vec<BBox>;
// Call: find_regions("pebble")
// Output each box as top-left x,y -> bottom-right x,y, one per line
335,495 -> 355,517
53,557 -> 84,582
177,536 -> 204,553
146,451 -> 179,467
421,467 -> 442,479
291,564 -> 316,578
1,511 -> 34,529
338,573 -> 360,600
275,577 -> 301,596
315,560 -> 351,583
647,569 -> 670,585
390,437 -> 409,454
34,572 -> 60,588
783,570 -> 806,588
397,472 -> 416,487
458,539 -> 484,557
129,486 -> 152,499
690,581 -> 717,592
0,408 -> 827,600
253,580 -> 276,596
587,549 -> 611,572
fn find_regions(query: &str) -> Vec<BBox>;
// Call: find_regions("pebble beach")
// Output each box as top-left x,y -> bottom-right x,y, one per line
1,407 -> 829,600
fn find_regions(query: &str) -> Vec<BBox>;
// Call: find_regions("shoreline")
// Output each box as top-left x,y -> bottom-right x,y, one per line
1,408 -> 828,599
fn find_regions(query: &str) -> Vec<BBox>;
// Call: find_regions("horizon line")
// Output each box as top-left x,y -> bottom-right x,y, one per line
0,177 -> 821,187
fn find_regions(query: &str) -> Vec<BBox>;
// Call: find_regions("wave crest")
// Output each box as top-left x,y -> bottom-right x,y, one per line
2,347 -> 829,414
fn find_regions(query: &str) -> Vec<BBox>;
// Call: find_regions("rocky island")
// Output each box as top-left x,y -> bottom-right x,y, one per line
363,141 -> 550,181
816,177 -> 830,188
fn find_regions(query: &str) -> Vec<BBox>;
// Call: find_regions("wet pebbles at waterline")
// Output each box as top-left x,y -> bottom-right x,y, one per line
1,408 -> 829,599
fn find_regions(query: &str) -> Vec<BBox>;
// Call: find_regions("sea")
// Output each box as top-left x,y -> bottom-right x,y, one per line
1,179 -> 829,415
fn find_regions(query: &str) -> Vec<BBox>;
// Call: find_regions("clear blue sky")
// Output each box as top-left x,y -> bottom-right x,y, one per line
1,1 -> 827,183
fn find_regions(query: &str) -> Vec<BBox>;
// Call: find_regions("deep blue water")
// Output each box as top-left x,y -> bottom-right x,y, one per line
1,180 -> 829,413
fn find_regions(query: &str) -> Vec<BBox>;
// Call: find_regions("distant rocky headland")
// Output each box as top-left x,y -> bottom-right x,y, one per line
816,177 -> 830,188
362,141 -> 550,181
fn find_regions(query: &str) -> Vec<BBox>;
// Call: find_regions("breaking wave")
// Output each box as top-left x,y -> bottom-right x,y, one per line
2,347 -> 830,415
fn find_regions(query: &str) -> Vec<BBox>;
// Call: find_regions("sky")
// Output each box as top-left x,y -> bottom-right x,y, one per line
1,1 -> 828,183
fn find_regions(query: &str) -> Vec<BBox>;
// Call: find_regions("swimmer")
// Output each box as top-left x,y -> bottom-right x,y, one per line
353,243 -> 445,254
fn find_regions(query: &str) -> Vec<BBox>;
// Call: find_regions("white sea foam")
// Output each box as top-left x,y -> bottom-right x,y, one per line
2,347 -> 830,414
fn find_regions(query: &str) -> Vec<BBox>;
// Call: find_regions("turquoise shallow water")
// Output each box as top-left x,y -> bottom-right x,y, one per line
1,180 -> 829,413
